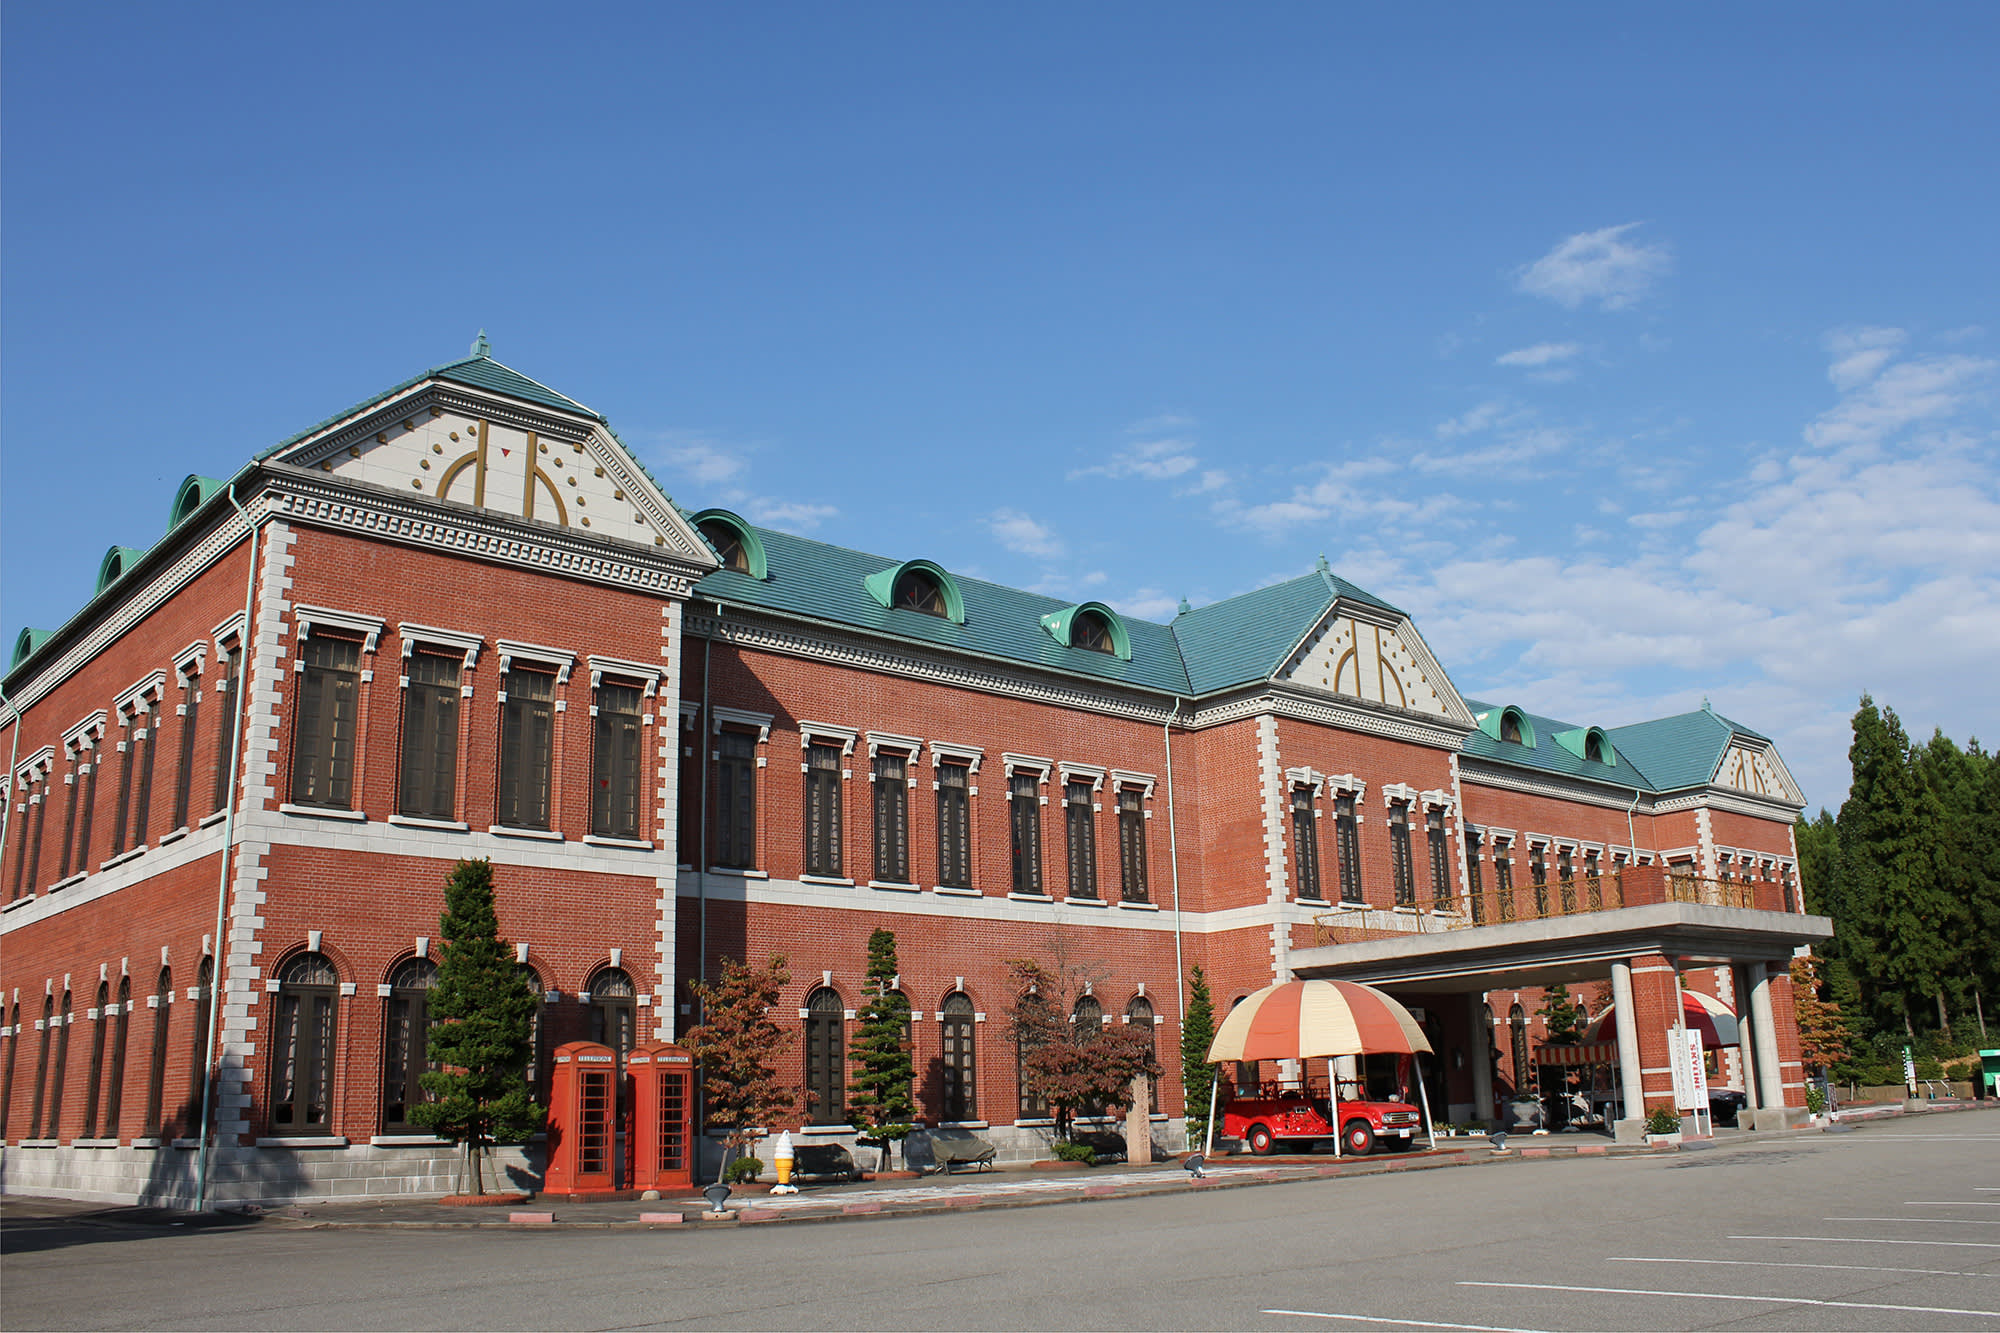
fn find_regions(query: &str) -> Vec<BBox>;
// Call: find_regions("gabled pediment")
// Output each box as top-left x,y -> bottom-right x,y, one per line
265,353 -> 713,567
1714,738 -> 1804,804
1277,605 -> 1474,725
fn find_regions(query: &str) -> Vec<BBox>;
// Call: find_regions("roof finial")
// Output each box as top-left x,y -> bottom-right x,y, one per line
1177,596 -> 1191,617
1316,552 -> 1331,574
471,329 -> 490,358
1702,695 -> 1711,712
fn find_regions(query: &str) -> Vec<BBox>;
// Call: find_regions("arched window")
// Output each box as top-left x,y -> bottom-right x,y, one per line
1500,712 -> 1522,744
48,991 -> 73,1140
1482,1002 -> 1498,1083
1509,1003 -> 1531,1098
0,1002 -> 17,1140
1072,611 -> 1115,654
382,958 -> 440,1133
188,956 -> 214,1128
803,987 -> 845,1125
587,967 -> 637,1060
83,982 -> 111,1139
271,953 -> 339,1135
893,568 -> 948,617
102,977 -> 131,1139
144,968 -> 171,1136
1072,995 -> 1103,1043
30,996 -> 54,1139
1127,996 -> 1159,1114
1016,985 -> 1054,1120
699,519 -> 750,573
941,993 -> 976,1123
521,966 -> 549,1102
1584,731 -> 1605,763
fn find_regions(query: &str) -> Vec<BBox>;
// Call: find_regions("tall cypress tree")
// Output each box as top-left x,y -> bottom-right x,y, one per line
1180,964 -> 1217,1149
412,859 -> 543,1195
847,927 -> 916,1167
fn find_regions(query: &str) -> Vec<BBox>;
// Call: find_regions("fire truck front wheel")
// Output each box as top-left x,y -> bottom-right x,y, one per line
1246,1124 -> 1278,1156
1342,1120 -> 1376,1155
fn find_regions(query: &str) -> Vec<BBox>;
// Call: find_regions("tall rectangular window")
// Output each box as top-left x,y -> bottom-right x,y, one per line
210,642 -> 241,815
713,730 -> 756,868
590,681 -> 644,839
11,778 -> 45,900
873,753 -> 909,883
1117,788 -> 1148,903
1335,792 -> 1363,904
1556,846 -> 1575,913
1291,787 -> 1323,900
1426,806 -> 1450,909
1009,771 -> 1042,895
398,652 -> 461,820
1064,781 -> 1097,900
144,969 -> 171,1136
803,743 -> 843,876
172,675 -> 200,832
497,669 -> 555,829
1584,849 -> 1602,909
941,993 -> 976,1122
1389,801 -> 1415,907
1494,840 -> 1515,921
1529,844 -> 1549,915
74,748 -> 100,875
57,760 -> 82,881
109,725 -> 138,857
1466,831 -> 1486,923
131,702 -> 157,849
936,762 -> 971,888
290,635 -> 361,809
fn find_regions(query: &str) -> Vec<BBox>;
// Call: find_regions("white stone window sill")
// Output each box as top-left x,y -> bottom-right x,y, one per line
796,1124 -> 852,1136
1007,892 -> 1052,903
257,1136 -> 350,1148
370,1134 -> 450,1146
200,809 -> 229,828
706,866 -> 767,879
868,880 -> 920,893
582,835 -> 653,850
490,825 -> 563,841
1012,1118 -> 1056,1128
1063,896 -> 1108,908
1117,900 -> 1159,912
171,1137 -> 201,1150
73,1137 -> 120,1149
387,815 -> 470,833
1336,900 -> 1367,911
130,1137 -> 165,1149
158,827 -> 189,846
3,895 -> 37,914
17,1139 -> 58,1149
280,803 -> 366,822
938,1120 -> 990,1130
801,874 -> 854,887
52,872 -> 89,892
934,885 -> 981,897
100,847 -> 147,872
1297,897 -> 1331,907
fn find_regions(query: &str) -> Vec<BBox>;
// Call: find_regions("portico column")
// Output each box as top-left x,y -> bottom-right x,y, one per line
1733,963 -> 1762,1112
1749,962 -> 1786,1111
1467,992 -> 1495,1122
1609,960 -> 1645,1136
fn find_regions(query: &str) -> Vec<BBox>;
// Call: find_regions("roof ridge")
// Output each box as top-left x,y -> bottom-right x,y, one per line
445,354 -> 596,415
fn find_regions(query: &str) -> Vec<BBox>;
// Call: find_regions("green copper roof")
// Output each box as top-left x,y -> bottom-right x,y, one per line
1173,573 -> 1338,695
1463,697 -> 1768,795
1604,707 -> 1742,792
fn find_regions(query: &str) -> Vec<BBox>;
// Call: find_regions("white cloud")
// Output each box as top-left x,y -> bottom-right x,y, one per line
1073,436 -> 1201,482
988,508 -> 1066,559
747,499 -> 837,531
1802,348 -> 1994,452
653,432 -> 748,484
1516,223 -> 1672,311
1110,588 -> 1183,621
1495,342 -> 1581,368
1825,326 -> 1907,392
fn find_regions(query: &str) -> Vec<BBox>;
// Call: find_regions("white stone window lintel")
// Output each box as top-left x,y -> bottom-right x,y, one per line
399,622 -> 485,668
292,604 -> 386,653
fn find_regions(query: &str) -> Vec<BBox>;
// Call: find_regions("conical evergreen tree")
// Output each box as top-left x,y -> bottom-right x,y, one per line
1180,964 -> 1217,1149
848,928 -> 916,1167
411,859 -> 543,1194
1537,983 -> 1582,1044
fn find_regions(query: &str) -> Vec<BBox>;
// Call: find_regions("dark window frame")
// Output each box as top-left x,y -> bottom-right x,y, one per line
1116,787 -> 1149,903
1426,806 -> 1451,909
0,1002 -> 17,1140
30,997 -> 54,1139
57,757 -> 82,881
109,721 -> 138,858
892,570 -> 947,617
713,729 -> 757,869
804,743 -> 844,877
1291,786 -> 1323,901
497,667 -> 556,831
941,992 -> 976,1122
1389,801 -> 1416,907
270,953 -> 339,1136
83,982 -> 111,1139
1063,780 -> 1098,900
290,634 -> 363,810
872,752 -> 910,884
590,680 -> 645,840
1493,840 -> 1515,921
48,992 -> 73,1140
1126,996 -> 1159,1114
382,958 -> 440,1133
1466,832 -> 1486,924
803,987 -> 845,1125
1334,791 -> 1363,904
1008,771 -> 1043,896
188,957 -> 214,1133
397,651 -> 462,821
144,967 -> 171,1136
211,640 -> 242,816
936,762 -> 971,889
102,977 -> 131,1140
172,670 -> 201,832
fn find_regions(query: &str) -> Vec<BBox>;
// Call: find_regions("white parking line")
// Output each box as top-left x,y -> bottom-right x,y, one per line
1730,1234 -> 2000,1248
1609,1256 -> 1995,1279
1824,1216 -> 2000,1225
1457,1281 -> 2000,1321
1264,1311 -> 1550,1333
1909,1201 -> 2000,1206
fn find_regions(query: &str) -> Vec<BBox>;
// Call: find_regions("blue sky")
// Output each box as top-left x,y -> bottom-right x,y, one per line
4,4 -> 1996,810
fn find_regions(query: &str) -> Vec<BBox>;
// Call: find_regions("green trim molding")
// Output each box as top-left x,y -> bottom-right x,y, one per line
169,475 -> 227,530
1039,601 -> 1132,660
1554,725 -> 1615,767
691,509 -> 769,580
96,545 -> 150,595
863,559 -> 967,624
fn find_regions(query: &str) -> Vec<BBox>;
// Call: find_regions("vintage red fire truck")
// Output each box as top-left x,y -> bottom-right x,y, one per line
1222,1089 -> 1425,1155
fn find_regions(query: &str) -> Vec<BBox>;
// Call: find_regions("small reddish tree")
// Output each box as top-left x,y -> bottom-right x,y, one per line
1008,957 -> 1159,1144
686,955 -> 798,1168
1791,953 -> 1855,1075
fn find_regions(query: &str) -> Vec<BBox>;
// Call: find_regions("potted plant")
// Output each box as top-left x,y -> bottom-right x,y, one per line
1643,1105 -> 1682,1147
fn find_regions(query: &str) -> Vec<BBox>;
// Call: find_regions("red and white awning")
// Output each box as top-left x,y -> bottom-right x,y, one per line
1536,1041 -> 1619,1067
1582,988 -> 1739,1050
1206,979 -> 1433,1063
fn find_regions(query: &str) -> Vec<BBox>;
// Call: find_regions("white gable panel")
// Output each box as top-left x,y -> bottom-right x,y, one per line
1280,611 -> 1471,723
1717,742 -> 1804,804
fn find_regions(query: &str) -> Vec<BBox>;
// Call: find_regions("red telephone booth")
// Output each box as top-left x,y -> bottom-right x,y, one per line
629,1041 -> 697,1192
545,1040 -> 619,1195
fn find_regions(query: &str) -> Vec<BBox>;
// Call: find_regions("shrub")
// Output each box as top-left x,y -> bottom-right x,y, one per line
724,1155 -> 764,1184
1051,1140 -> 1098,1165
1804,1085 -> 1827,1114
1644,1106 -> 1682,1135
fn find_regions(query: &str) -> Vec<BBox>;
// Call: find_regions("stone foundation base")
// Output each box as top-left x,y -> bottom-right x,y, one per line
1749,1105 -> 1809,1131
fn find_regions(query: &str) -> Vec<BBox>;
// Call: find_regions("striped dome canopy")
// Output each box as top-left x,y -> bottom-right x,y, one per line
1207,979 -> 1433,1063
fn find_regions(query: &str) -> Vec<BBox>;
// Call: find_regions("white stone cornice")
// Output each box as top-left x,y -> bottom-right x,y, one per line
1108,768 -> 1156,798
1002,752 -> 1054,779
15,747 -> 56,783
799,721 -> 859,754
588,655 -> 662,694
398,622 -> 484,667
494,639 -> 574,683
1654,786 -> 1807,819
1457,757 -> 1657,813
62,711 -> 108,752
112,671 -> 169,718
711,706 -> 773,742
930,741 -> 984,772
292,604 -> 386,653
212,610 -> 248,646
1284,766 -> 1325,793
1057,761 -> 1106,791
1203,687 -> 1471,750
173,640 -> 208,677
865,730 -> 923,760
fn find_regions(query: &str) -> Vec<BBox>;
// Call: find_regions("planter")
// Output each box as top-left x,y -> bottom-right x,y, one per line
1644,1132 -> 1682,1148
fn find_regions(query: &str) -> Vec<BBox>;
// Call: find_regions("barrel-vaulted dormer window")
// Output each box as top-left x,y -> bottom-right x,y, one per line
1041,602 -> 1131,660
691,508 -> 767,579
863,559 -> 966,624
1498,705 -> 1534,748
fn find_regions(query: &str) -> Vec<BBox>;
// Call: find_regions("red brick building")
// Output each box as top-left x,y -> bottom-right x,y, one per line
0,344 -> 1827,1205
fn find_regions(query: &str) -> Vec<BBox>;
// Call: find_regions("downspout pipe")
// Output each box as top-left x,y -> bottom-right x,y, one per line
1164,702 -> 1187,1031
196,483 -> 261,1213
693,599 -> 716,1183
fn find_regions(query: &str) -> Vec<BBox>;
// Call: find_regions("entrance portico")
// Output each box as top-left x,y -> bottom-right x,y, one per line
1288,896 -> 1831,1140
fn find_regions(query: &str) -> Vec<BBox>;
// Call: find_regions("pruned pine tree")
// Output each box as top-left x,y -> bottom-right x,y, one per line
686,955 -> 798,1165
1180,964 -> 1217,1148
411,859 -> 544,1195
847,927 -> 916,1169
1537,983 -> 1582,1045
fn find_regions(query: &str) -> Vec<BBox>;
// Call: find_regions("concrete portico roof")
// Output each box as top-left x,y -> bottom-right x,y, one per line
1290,904 -> 1834,994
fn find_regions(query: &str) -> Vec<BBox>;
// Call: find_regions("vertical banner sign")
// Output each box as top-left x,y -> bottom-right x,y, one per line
1670,1029 -> 1708,1111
